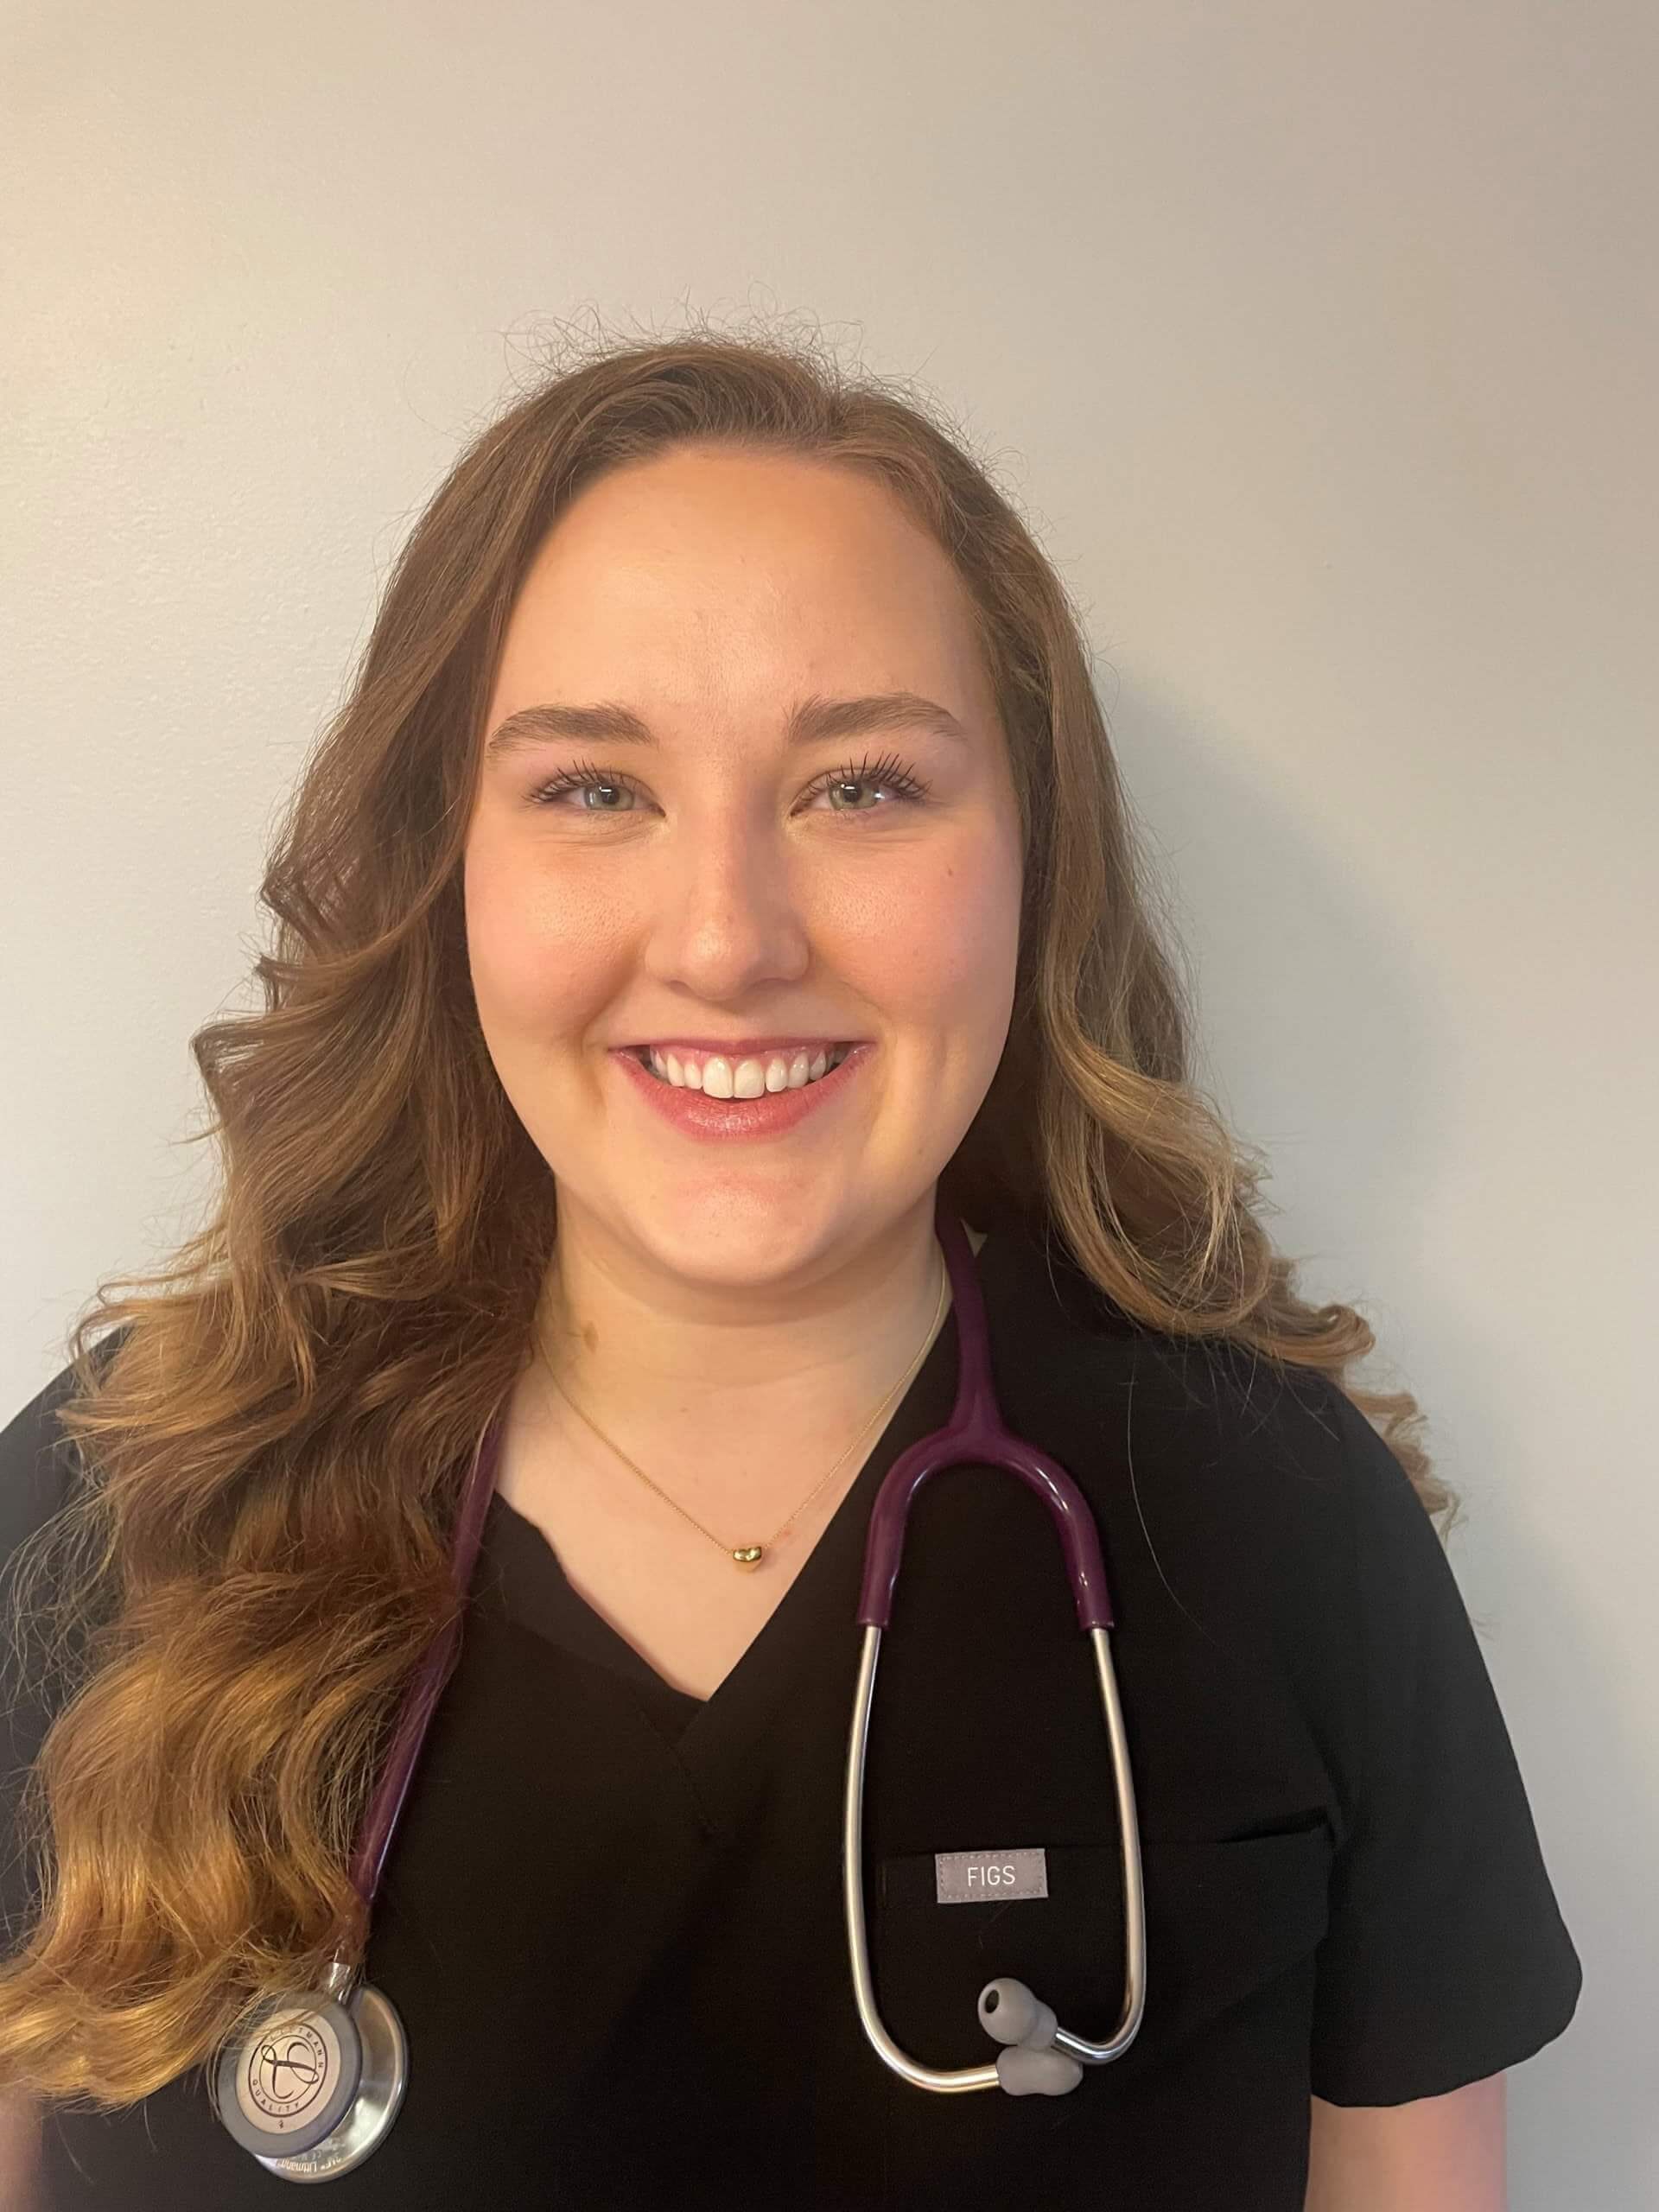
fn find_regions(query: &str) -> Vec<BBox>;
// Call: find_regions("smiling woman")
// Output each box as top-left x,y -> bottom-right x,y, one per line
0,320 -> 1578,2210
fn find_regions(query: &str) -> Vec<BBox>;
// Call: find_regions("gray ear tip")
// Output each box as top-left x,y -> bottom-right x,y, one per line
978,1975 -> 1065,2054
976,1976 -> 1039,2045
995,2044 -> 1086,2097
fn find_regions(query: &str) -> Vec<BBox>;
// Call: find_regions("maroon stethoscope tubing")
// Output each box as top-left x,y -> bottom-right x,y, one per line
857,1192 -> 1116,1634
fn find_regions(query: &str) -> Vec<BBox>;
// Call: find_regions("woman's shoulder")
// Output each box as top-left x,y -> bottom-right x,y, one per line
995,1221 -> 1424,1548
0,1357 -> 86,1567
1028,1280 -> 1446,1665
0,1327 -> 129,1574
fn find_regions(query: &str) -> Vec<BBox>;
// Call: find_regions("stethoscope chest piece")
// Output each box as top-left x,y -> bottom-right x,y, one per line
212,1978 -> 409,2183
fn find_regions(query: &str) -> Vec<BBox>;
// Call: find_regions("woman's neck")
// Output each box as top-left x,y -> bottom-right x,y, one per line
520,1213 -> 983,1520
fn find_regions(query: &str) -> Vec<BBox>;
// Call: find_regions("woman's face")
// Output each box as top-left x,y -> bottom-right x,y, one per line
463,444 -> 1024,1294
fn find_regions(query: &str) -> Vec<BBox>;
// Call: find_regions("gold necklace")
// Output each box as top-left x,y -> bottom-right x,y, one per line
543,1247 -> 950,1572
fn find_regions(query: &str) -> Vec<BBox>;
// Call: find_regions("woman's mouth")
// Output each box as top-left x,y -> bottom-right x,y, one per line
610,1041 -> 873,1143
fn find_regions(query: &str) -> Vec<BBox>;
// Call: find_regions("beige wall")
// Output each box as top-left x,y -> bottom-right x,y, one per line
4,3 -> 1654,2201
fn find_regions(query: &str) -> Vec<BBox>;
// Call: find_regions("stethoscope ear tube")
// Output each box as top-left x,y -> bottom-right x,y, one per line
842,1198 -> 1147,2094
842,1621 -> 999,2093
842,1619 -> 1147,2094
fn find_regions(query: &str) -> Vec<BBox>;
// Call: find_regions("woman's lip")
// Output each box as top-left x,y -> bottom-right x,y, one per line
620,1038 -> 864,1055
608,1041 -> 872,1143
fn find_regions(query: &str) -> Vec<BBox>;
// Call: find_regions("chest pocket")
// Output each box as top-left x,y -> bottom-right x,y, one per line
870,1821 -> 1332,2075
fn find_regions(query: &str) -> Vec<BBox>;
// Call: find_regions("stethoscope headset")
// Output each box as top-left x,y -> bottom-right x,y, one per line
209,1194 -> 1145,2180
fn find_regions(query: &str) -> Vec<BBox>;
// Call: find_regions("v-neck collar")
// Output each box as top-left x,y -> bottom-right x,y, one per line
475,1224 -> 1039,1831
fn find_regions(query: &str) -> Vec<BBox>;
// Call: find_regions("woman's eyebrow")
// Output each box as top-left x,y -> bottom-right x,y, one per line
484,691 -> 969,759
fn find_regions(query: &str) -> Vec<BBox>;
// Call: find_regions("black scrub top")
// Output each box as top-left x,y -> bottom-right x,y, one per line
1,1223 -> 1582,2209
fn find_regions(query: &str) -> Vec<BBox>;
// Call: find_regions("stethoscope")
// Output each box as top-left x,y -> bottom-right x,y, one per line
210,1193 -> 1146,2182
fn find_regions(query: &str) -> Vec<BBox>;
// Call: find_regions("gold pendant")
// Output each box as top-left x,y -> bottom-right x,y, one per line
731,1546 -> 764,1571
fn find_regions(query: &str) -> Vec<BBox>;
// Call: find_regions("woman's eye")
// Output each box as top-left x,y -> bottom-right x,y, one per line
526,750 -> 931,817
527,759 -> 641,814
806,750 -> 932,812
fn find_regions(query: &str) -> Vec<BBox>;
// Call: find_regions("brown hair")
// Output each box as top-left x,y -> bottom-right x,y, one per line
0,310 -> 1451,2111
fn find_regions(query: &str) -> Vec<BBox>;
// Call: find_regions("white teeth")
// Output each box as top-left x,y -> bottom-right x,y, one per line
643,1044 -> 851,1095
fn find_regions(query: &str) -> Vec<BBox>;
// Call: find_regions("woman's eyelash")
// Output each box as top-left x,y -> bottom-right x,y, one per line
525,749 -> 933,815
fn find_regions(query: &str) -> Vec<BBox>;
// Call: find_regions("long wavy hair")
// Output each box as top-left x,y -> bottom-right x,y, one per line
0,311 -> 1452,2111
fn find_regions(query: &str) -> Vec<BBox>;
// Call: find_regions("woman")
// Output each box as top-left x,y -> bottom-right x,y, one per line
0,326 -> 1579,2209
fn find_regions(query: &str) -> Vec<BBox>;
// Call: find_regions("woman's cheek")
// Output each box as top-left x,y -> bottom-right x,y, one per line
858,838 -> 1020,1017
465,859 -> 588,1036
